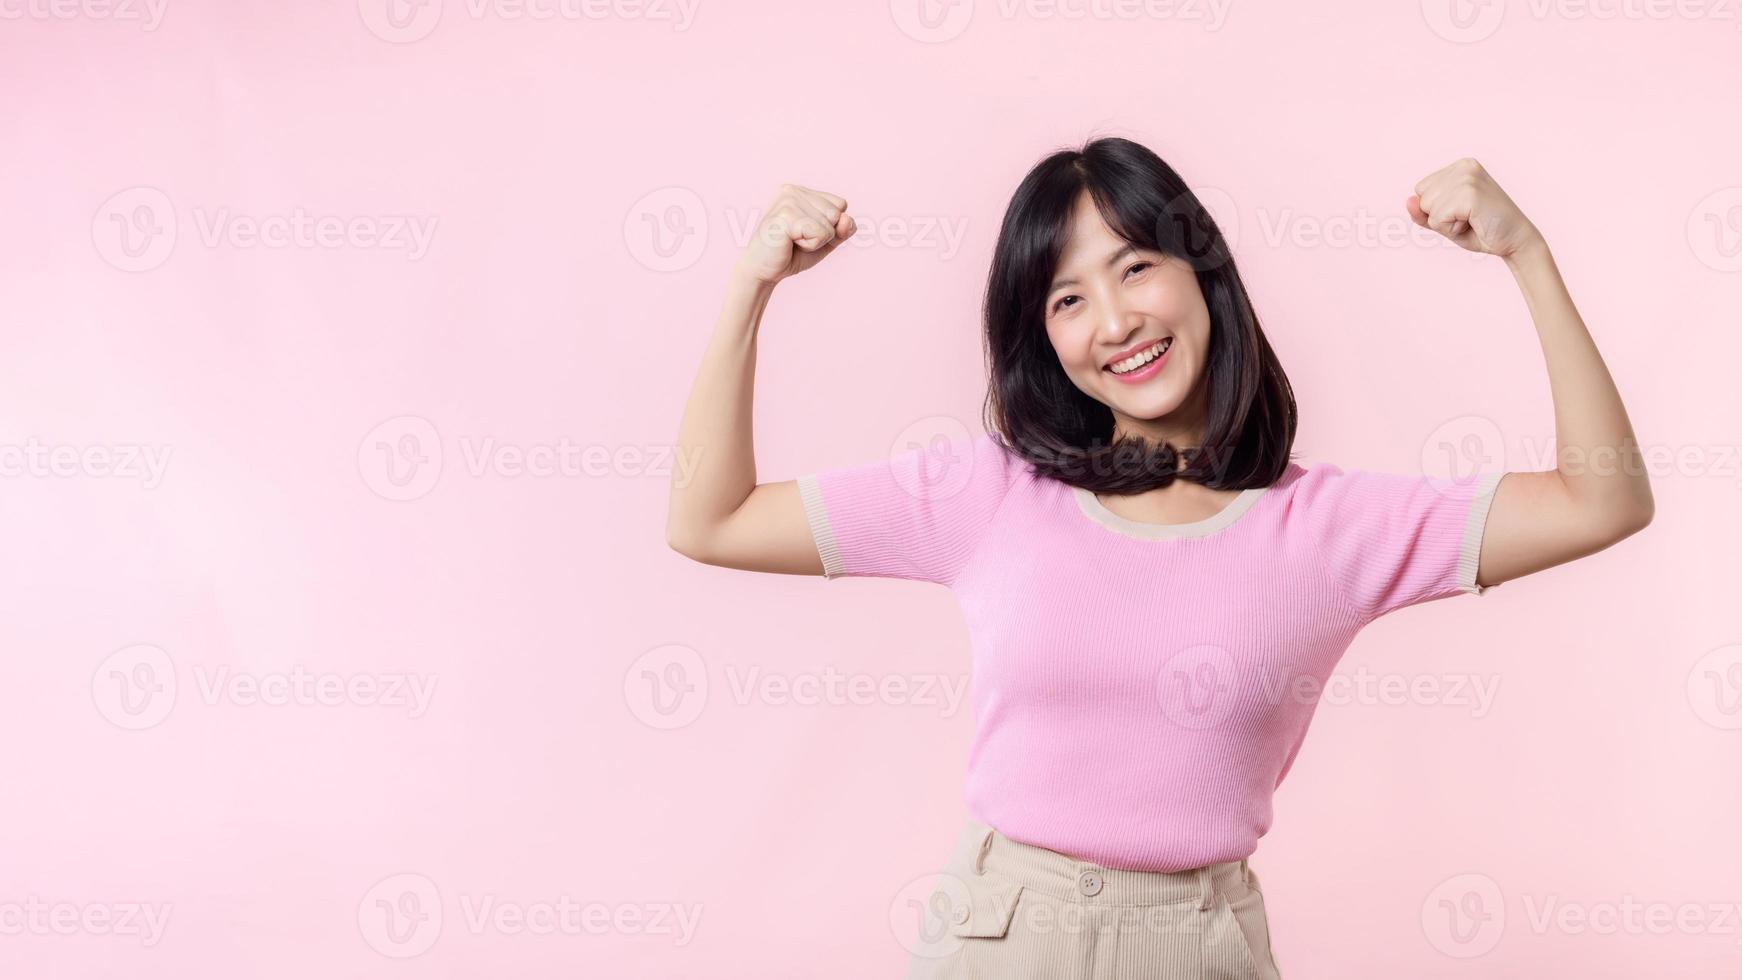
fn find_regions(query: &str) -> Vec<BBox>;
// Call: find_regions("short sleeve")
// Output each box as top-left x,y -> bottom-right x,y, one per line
794,432 -> 1021,586
1302,465 -> 1505,622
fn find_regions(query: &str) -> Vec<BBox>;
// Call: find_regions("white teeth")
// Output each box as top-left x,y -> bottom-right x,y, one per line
1109,338 -> 1172,374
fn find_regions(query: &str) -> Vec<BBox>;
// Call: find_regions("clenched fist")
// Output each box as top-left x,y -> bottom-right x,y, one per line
1407,158 -> 1543,259
732,183 -> 857,286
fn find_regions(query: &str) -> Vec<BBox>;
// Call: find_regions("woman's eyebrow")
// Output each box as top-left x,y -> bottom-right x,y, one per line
1049,243 -> 1139,294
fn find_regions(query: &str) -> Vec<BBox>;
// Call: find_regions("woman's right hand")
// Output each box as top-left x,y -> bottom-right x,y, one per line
669,185 -> 858,579
731,183 -> 857,286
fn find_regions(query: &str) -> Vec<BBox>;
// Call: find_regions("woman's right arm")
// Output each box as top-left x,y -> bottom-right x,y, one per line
665,184 -> 856,576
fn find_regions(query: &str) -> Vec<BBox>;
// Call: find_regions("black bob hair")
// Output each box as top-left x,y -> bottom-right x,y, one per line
980,136 -> 1298,494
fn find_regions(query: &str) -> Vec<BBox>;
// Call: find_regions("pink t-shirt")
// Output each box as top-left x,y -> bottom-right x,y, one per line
796,432 -> 1502,873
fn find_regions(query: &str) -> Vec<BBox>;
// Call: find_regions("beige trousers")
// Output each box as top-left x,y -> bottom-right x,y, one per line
903,820 -> 1283,980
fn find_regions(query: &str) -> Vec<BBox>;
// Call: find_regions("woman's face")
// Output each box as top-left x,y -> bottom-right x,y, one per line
1042,191 -> 1212,447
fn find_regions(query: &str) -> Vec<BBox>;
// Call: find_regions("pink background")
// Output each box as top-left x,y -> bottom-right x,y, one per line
3,1 -> 1740,977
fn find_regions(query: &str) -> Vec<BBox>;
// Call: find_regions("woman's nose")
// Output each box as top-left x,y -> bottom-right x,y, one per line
1098,303 -> 1145,342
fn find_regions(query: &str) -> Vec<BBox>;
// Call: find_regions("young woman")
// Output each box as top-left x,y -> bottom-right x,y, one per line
665,138 -> 1653,979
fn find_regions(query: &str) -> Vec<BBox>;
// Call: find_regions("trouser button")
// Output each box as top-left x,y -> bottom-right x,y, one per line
1077,870 -> 1103,896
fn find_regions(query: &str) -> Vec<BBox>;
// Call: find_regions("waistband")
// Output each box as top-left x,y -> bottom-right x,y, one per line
964,819 -> 1250,911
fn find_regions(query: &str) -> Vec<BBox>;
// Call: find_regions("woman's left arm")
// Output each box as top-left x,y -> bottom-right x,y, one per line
1408,157 -> 1655,590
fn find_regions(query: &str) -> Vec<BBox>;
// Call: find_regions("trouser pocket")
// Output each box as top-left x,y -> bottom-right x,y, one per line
902,868 -> 1027,979
1204,870 -> 1280,980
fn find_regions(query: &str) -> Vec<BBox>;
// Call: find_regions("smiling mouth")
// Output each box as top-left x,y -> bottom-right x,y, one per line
1106,337 -> 1173,375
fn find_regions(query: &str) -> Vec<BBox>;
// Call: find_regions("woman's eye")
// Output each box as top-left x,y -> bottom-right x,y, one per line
1050,264 -> 1148,314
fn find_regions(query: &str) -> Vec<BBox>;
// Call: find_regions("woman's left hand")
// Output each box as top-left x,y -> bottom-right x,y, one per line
1407,157 -> 1544,259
